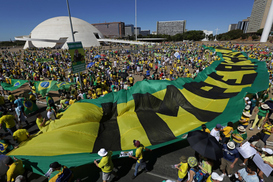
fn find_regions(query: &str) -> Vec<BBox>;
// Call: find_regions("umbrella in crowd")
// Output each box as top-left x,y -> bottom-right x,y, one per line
187,130 -> 223,160
87,62 -> 95,68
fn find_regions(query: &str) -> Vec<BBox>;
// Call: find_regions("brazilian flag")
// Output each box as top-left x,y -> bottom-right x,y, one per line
34,81 -> 57,97
23,99 -> 38,115
51,82 -> 75,91
8,47 -> 269,175
1,79 -> 28,91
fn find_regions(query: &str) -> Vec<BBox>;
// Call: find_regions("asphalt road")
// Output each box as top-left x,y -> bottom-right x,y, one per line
1,103 -> 273,182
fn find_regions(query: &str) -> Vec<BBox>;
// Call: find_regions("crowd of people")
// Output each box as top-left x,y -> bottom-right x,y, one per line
0,42 -> 273,182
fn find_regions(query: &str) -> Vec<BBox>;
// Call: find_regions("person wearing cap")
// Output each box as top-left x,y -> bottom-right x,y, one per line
220,141 -> 239,178
206,172 -> 223,182
94,148 -> 117,182
260,119 -> 273,145
249,103 -> 270,130
174,156 -> 188,182
230,126 -> 247,147
236,162 -> 259,182
4,156 -> 25,182
258,148 -> 273,181
210,124 -> 222,142
221,122 -> 234,144
129,140 -> 152,179
48,162 -> 73,182
186,157 -> 198,182
239,112 -> 251,129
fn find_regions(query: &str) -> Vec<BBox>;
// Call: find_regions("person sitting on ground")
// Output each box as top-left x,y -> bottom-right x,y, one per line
36,113 -> 46,131
174,156 -> 188,182
220,141 -> 239,178
13,128 -> 30,144
235,161 -> 259,182
4,156 -> 26,182
47,162 -> 73,182
258,148 -> 273,182
210,124 -> 222,142
221,122 -> 234,144
186,157 -> 198,182
201,124 -> 210,133
230,126 -> 247,147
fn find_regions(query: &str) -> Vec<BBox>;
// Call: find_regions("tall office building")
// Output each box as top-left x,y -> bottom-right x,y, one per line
92,22 -> 125,38
247,0 -> 272,33
157,20 -> 186,36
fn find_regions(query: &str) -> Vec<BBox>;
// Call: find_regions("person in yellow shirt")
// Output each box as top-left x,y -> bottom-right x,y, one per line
4,156 -> 25,182
94,148 -> 118,182
175,156 -> 188,182
221,122 -> 234,144
7,92 -> 15,104
13,128 -> 30,143
239,112 -> 251,129
0,112 -> 17,136
261,120 -> 273,144
129,140 -> 152,179
36,113 -> 46,131
201,124 -> 210,133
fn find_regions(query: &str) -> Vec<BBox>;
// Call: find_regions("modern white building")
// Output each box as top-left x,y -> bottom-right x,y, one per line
15,16 -> 104,49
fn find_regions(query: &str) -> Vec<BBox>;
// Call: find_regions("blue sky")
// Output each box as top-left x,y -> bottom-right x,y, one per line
0,0 -> 254,41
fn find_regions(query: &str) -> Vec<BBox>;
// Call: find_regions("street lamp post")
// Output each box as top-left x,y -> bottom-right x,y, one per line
135,0 -> 137,41
66,0 -> 75,42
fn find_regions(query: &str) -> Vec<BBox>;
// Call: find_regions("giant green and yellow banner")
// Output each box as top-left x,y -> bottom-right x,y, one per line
8,47 -> 269,175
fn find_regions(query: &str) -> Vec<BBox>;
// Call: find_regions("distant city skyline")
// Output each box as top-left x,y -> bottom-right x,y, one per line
0,0 -> 254,41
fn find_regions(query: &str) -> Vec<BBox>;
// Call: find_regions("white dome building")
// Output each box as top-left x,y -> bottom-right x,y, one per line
15,16 -> 104,49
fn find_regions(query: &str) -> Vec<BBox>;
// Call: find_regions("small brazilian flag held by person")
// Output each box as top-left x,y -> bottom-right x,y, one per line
23,99 -> 38,115
1,79 -> 28,91
35,81 -> 57,97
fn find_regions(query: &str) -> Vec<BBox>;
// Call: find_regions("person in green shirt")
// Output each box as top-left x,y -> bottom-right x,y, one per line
250,103 -> 270,130
46,93 -> 57,112
94,148 -> 118,182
